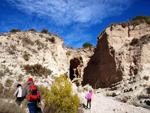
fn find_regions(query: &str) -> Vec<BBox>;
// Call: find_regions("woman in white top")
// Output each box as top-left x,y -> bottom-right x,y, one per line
14,84 -> 22,105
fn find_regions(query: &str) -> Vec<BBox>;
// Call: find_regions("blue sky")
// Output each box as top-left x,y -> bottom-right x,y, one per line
0,0 -> 150,49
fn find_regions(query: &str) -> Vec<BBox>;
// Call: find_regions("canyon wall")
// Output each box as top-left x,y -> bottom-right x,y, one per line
82,23 -> 150,88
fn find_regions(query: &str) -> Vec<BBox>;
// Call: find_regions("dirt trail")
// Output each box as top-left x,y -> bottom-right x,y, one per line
83,94 -> 150,113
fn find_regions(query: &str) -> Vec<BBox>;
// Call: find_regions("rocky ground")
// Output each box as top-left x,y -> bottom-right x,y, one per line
83,93 -> 150,113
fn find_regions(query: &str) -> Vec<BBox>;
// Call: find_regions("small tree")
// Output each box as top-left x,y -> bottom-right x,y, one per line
29,28 -> 37,32
41,29 -> 48,33
45,75 -> 80,113
82,42 -> 93,48
10,29 -> 21,33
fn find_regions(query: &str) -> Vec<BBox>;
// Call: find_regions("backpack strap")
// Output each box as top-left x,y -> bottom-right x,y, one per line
27,85 -> 37,90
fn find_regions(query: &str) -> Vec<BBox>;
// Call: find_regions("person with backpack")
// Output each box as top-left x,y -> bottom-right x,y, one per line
14,84 -> 23,106
22,78 -> 41,113
86,90 -> 93,109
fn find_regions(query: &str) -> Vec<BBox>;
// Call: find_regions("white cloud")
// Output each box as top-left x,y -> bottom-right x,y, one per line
62,29 -> 93,48
6,0 -> 136,25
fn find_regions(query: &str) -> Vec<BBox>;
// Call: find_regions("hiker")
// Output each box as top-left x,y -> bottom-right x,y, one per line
14,84 -> 22,106
86,90 -> 93,109
22,78 -> 41,113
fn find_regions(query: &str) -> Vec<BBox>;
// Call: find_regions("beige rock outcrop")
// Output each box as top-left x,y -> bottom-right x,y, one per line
82,23 -> 150,88
0,31 -> 93,87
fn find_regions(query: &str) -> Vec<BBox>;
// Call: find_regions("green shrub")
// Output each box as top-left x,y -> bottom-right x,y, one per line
82,42 -> 93,48
121,22 -> 128,28
44,75 -> 80,113
24,64 -> 52,77
23,53 -> 30,61
109,23 -> 117,27
41,29 -> 48,33
5,79 -> 13,87
132,15 -> 150,24
29,28 -> 37,32
10,29 -> 21,33
39,86 -> 49,100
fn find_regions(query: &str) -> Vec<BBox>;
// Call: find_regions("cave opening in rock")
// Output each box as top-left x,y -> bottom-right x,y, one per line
70,65 -> 74,81
69,58 -> 80,81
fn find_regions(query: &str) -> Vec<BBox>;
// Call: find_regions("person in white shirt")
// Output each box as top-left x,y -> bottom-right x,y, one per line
14,84 -> 22,106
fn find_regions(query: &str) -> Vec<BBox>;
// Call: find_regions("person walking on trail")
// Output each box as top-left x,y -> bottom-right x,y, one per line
22,78 -> 41,113
14,84 -> 23,106
86,90 -> 93,109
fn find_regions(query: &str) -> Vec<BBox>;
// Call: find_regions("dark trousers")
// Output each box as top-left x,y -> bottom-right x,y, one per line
87,99 -> 91,109
28,103 -> 42,113
15,97 -> 22,106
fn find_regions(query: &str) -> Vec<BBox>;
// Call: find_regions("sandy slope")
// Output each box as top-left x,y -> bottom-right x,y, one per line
83,93 -> 150,113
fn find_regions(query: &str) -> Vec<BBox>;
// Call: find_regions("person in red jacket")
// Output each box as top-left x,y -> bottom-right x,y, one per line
22,78 -> 41,113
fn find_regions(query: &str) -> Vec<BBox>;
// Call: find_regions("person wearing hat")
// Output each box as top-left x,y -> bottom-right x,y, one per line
22,78 -> 41,113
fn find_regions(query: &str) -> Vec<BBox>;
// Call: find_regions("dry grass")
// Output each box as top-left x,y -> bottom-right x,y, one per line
1,88 -> 16,99
22,38 -> 34,45
24,64 -> 52,77
0,99 -> 26,113
0,83 -> 3,94
5,79 -> 13,87
18,74 -> 23,81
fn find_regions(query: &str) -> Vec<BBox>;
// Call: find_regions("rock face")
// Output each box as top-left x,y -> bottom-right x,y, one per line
82,23 -> 150,88
0,31 -> 93,88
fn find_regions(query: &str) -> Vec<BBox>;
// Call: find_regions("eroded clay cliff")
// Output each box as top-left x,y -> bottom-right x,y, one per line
82,23 -> 150,88
0,31 -> 94,88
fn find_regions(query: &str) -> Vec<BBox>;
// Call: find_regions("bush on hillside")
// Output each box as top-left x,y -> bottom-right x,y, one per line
10,29 -> 21,33
24,64 -> 52,77
132,15 -> 150,24
22,38 -> 34,45
44,75 -> 80,113
41,29 -> 48,33
5,79 -> 13,87
29,28 -> 37,32
23,53 -> 30,61
121,22 -> 128,28
82,42 -> 93,48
